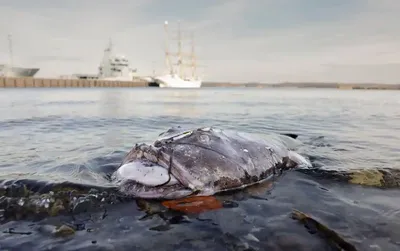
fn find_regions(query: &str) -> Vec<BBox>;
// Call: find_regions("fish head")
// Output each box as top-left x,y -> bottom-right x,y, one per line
112,137 -> 194,199
113,126 -> 244,199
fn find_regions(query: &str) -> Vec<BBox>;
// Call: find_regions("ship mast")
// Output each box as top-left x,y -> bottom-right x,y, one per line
151,60 -> 156,77
163,20 -> 198,80
177,20 -> 183,78
164,21 -> 173,75
99,38 -> 113,78
190,32 -> 197,80
8,34 -> 13,68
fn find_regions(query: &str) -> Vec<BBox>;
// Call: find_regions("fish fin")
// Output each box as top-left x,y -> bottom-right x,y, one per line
162,196 -> 223,214
288,151 -> 312,168
281,133 -> 298,139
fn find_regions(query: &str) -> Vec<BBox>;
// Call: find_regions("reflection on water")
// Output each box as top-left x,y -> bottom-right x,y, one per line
156,89 -> 203,117
0,88 -> 399,250
99,89 -> 126,148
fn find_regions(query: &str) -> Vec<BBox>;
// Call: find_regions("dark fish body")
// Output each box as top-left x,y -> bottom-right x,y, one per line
112,126 -> 311,199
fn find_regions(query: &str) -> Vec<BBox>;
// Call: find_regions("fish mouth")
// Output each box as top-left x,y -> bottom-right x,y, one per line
113,143 -> 193,199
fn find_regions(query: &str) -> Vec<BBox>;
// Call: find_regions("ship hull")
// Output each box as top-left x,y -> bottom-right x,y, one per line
0,65 -> 40,77
155,74 -> 202,88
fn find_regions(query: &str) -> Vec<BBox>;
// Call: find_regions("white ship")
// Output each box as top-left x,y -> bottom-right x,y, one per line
0,35 -> 40,77
98,39 -> 137,81
0,65 -> 40,77
154,21 -> 202,88
67,39 -> 137,81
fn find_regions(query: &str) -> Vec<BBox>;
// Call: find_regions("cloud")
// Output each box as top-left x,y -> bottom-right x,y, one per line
0,0 -> 400,83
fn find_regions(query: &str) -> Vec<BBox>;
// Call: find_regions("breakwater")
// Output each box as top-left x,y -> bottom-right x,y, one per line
1,77 -> 399,90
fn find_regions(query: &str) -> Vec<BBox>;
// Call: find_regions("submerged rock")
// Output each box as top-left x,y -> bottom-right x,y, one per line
296,168 -> 400,189
72,197 -> 94,214
54,224 -> 75,237
0,183 -> 30,198
291,209 -> 358,251
49,199 -> 65,217
0,184 -> 129,223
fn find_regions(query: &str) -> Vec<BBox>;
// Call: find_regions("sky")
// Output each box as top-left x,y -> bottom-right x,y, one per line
1,0 -> 400,84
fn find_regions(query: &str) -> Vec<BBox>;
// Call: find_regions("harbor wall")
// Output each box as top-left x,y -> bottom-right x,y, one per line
0,77 -> 148,88
1,77 -> 399,90
202,82 -> 400,90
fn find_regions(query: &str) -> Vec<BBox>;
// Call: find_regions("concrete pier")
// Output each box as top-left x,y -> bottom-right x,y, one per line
0,77 -> 149,88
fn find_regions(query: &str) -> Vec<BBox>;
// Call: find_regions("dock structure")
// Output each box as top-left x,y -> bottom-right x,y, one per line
0,77 -> 149,88
0,77 -> 399,90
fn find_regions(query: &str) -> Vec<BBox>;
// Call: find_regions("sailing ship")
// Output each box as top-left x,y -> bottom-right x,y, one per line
154,21 -> 202,88
0,35 -> 40,77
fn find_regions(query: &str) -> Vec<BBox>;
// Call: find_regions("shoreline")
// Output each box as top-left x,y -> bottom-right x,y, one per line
1,77 -> 399,90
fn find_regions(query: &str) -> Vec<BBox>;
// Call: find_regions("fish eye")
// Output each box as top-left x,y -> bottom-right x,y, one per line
198,134 -> 210,142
